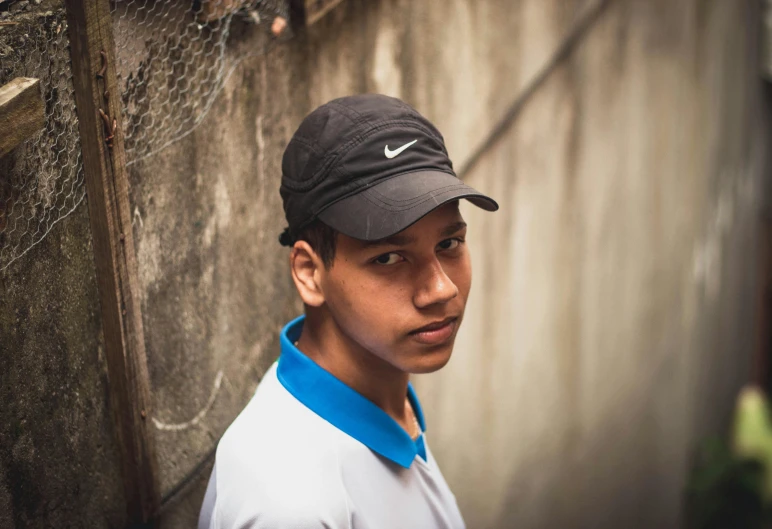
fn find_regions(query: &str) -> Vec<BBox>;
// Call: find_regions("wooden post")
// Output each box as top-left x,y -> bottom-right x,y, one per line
63,0 -> 160,523
755,216 -> 772,389
301,0 -> 346,26
0,77 -> 45,158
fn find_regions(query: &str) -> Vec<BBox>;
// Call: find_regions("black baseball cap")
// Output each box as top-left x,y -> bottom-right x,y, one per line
278,94 -> 498,246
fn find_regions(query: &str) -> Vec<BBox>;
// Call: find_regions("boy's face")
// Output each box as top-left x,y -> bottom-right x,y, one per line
319,202 -> 471,374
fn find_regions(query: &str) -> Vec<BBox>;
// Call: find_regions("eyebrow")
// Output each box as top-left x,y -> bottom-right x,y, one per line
362,220 -> 468,249
362,233 -> 416,249
440,221 -> 467,237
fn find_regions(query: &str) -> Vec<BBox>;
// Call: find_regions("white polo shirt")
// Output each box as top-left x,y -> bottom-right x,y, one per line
199,315 -> 465,529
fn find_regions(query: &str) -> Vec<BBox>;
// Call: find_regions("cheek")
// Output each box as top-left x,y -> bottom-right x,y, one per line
330,270 -> 394,307
449,252 -> 472,301
325,266 -> 409,331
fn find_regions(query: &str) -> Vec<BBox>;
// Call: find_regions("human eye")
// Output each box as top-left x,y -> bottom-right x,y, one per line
437,238 -> 463,251
372,252 -> 403,266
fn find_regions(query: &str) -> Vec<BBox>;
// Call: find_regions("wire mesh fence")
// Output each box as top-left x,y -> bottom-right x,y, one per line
108,0 -> 292,508
0,0 -> 289,271
111,0 -> 290,167
0,4 -> 85,271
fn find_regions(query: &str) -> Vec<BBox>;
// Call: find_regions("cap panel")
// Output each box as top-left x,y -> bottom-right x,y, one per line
280,136 -> 320,191
281,106 -> 359,191
336,124 -> 451,188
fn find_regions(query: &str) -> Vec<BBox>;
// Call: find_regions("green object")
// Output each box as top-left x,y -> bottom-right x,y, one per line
733,387 -> 772,500
685,438 -> 766,529
684,386 -> 772,529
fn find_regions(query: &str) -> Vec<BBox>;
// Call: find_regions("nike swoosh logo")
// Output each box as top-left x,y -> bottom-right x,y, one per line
384,139 -> 418,159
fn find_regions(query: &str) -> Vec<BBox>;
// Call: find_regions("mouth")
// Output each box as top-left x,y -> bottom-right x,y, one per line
409,317 -> 459,345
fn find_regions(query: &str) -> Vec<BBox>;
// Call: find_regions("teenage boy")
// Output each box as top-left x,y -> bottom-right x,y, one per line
199,94 -> 498,529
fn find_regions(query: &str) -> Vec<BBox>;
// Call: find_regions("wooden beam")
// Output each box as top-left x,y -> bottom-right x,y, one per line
63,0 -> 160,523
0,77 -> 44,158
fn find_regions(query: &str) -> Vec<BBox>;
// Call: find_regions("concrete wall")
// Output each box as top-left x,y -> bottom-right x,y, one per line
0,201 -> 127,528
416,2 -> 769,528
296,1 -> 768,526
1,0 -> 767,527
0,4 -> 128,527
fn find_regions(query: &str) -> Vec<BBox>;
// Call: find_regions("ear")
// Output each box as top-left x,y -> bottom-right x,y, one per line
290,240 -> 326,307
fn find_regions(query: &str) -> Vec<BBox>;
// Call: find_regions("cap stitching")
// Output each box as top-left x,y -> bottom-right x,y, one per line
360,183 -> 469,211
328,100 -> 364,121
362,186 -> 477,212
367,179 -> 462,204
287,135 -> 322,152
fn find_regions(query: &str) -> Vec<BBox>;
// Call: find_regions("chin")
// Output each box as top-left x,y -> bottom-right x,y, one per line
406,343 -> 455,374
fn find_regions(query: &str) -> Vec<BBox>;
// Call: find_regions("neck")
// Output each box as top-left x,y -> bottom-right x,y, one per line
296,308 -> 410,420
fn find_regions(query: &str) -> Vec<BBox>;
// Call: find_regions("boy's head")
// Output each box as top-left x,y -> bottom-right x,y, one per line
279,94 -> 497,373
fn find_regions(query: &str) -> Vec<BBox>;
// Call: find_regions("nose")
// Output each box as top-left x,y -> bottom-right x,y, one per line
413,258 -> 459,309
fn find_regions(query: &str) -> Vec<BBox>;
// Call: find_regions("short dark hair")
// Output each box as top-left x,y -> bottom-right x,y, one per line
296,219 -> 338,268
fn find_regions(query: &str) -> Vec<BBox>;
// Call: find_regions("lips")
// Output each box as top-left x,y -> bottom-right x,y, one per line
411,317 -> 457,334
409,317 -> 459,345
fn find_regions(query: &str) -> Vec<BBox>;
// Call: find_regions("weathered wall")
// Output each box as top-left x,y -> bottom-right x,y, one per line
128,35 -> 305,520
288,1 -> 768,526
416,2 -> 769,528
0,201 -> 127,529
1,0 -> 768,527
0,3 -> 128,527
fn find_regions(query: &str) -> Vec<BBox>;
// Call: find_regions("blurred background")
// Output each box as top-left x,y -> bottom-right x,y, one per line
2,0 -> 772,527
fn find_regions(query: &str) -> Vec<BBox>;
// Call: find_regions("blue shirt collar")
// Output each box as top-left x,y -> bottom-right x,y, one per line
276,315 -> 427,468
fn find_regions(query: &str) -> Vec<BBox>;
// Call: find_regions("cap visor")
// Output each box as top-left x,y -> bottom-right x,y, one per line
317,170 -> 498,242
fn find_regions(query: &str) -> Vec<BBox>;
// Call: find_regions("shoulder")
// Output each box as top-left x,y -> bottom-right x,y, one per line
211,365 -> 352,529
215,363 -> 340,473
212,436 -> 352,529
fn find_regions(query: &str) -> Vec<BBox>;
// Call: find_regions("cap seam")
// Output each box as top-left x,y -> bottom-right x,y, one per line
288,134 -> 321,151
360,183 -> 470,211
328,100 -> 364,122
367,181 -> 467,205
282,104 -> 364,192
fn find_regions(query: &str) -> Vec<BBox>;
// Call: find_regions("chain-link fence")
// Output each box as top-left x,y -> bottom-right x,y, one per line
0,0 -> 289,271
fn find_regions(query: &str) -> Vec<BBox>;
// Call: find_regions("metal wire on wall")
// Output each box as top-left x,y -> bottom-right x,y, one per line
0,4 -> 86,271
0,0 -> 289,271
111,0 -> 290,167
